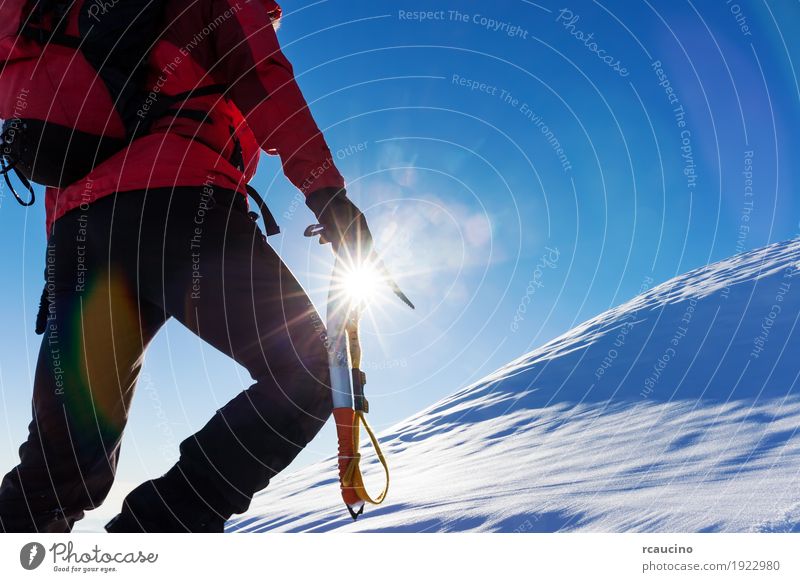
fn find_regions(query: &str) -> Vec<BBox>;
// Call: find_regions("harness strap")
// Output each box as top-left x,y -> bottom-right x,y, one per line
169,84 -> 228,102
19,26 -> 81,48
19,0 -> 80,48
246,184 -> 281,236
165,109 -> 213,124
130,83 -> 227,139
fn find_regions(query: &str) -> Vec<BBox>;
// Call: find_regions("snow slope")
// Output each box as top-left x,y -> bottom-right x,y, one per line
228,239 -> 800,532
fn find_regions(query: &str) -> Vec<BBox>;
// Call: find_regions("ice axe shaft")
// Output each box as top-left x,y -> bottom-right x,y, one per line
306,222 -> 401,520
327,258 -> 390,520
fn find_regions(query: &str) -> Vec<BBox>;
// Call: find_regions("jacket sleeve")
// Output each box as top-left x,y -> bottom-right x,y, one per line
210,0 -> 344,194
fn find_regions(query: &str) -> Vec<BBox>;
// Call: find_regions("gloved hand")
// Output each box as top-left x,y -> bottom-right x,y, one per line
305,187 -> 373,262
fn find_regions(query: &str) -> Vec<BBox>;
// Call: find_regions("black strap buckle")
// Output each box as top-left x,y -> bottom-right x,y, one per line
352,368 -> 369,413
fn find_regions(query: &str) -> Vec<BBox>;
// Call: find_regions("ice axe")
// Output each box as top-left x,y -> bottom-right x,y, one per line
304,223 -> 414,520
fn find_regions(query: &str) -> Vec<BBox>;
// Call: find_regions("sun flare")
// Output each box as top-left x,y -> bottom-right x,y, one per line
338,261 -> 383,307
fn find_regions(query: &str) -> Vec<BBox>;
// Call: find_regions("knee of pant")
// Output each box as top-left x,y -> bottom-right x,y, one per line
54,448 -> 118,513
251,336 -> 330,392
249,363 -> 331,416
82,464 -> 116,509
241,362 -> 332,441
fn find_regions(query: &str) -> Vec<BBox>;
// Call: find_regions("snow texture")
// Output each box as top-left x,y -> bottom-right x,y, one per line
228,239 -> 800,532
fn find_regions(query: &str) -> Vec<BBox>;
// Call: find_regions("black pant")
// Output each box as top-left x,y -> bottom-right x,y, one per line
0,186 -> 332,532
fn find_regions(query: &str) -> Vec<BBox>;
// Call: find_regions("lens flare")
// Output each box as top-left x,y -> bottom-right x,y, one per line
339,261 -> 383,306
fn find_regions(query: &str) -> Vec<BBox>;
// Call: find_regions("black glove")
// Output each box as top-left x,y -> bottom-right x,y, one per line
306,187 -> 373,261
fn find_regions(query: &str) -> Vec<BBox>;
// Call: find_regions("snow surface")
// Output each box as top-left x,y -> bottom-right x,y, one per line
228,239 -> 800,532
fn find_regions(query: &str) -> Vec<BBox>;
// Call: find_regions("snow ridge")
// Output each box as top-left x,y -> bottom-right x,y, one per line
229,239 -> 800,532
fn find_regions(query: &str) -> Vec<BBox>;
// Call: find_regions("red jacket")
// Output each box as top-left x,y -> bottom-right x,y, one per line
43,0 -> 344,234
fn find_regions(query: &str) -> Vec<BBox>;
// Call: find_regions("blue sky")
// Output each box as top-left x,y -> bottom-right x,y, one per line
1,0 -> 799,520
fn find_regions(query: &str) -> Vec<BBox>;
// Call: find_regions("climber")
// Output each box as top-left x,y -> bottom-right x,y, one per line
0,0 -> 371,532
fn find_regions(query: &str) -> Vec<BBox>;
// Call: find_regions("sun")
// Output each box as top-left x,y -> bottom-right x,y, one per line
338,260 -> 383,307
